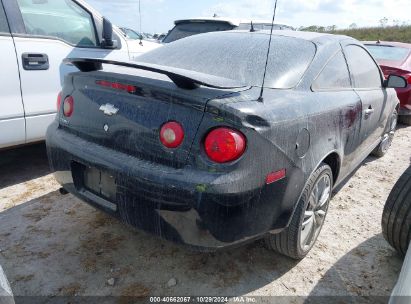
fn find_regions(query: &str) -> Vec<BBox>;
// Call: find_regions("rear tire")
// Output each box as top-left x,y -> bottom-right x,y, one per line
372,109 -> 398,158
399,115 -> 411,126
265,163 -> 333,260
382,166 -> 411,257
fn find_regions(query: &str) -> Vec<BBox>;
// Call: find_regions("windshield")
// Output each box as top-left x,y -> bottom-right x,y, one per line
366,45 -> 411,62
162,21 -> 235,43
139,32 -> 316,89
123,29 -> 142,40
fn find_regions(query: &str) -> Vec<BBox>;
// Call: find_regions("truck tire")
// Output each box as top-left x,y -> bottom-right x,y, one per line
382,166 -> 411,257
265,163 -> 333,260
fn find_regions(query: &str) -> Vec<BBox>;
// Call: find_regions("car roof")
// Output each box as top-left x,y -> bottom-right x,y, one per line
363,41 -> 411,49
226,29 -> 352,45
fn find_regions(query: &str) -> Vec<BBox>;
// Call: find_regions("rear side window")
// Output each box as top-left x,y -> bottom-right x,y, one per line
140,32 -> 316,89
344,45 -> 382,89
16,0 -> 97,47
0,2 -> 9,34
313,51 -> 351,90
162,21 -> 235,43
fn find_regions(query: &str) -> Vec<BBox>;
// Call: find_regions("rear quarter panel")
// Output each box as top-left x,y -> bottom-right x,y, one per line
209,88 -> 362,187
191,85 -> 362,232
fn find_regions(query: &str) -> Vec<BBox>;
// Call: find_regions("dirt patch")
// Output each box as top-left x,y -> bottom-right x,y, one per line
88,212 -> 116,229
78,232 -> 125,273
13,274 -> 34,283
81,232 -> 125,254
58,282 -> 82,296
23,205 -> 52,223
120,282 -> 151,297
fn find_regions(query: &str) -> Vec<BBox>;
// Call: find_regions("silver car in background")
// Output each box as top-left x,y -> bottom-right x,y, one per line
161,17 -> 294,43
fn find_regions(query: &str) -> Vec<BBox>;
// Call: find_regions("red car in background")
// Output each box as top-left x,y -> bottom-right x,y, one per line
365,41 -> 411,125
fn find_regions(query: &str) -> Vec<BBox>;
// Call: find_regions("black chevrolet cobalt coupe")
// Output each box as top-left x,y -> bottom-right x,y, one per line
47,30 -> 407,259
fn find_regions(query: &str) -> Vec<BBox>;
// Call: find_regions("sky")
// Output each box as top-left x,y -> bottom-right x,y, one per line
86,0 -> 411,34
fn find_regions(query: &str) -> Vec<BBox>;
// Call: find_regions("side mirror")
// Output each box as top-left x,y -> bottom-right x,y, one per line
101,17 -> 117,49
384,75 -> 408,89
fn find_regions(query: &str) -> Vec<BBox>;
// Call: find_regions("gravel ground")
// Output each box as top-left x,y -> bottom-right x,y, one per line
0,125 -> 410,301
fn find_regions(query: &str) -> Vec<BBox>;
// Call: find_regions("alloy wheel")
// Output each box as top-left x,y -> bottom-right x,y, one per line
381,112 -> 398,153
300,174 -> 332,251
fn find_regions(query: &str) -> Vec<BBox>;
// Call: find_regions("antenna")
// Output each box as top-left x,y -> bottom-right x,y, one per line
250,21 -> 256,32
258,0 -> 279,102
138,0 -> 143,46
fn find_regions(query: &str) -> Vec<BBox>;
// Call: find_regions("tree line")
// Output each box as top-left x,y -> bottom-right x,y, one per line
298,18 -> 411,43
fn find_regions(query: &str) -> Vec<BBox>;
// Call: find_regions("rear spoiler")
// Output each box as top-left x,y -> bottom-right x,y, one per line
64,58 -> 246,90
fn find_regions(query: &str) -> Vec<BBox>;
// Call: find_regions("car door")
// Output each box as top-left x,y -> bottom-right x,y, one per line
2,0 -> 129,145
0,1 -> 25,148
343,42 -> 388,154
311,49 -> 364,180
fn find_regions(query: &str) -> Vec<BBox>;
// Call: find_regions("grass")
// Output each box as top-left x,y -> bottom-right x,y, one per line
301,26 -> 411,43
332,26 -> 411,43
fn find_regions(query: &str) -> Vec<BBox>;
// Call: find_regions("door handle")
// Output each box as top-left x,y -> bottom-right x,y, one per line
364,107 -> 375,117
22,53 -> 49,70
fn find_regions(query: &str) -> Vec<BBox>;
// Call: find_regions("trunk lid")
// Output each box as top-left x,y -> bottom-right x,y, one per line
380,65 -> 410,78
61,68 -> 249,168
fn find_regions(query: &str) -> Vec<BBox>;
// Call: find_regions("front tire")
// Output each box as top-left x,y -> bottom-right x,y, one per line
265,163 -> 333,260
372,109 -> 398,158
399,115 -> 411,126
382,166 -> 411,257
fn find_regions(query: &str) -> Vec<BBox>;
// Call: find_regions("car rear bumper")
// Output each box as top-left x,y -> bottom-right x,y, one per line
399,107 -> 411,116
46,122 -> 300,250
396,86 -> 411,115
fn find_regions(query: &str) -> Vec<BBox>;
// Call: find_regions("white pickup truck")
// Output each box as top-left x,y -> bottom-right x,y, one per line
0,0 -> 159,149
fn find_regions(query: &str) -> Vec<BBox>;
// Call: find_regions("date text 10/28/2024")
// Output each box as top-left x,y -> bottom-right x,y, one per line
149,297 -> 257,303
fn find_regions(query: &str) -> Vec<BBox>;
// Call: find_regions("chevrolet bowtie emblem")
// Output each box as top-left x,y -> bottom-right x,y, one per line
99,104 -> 119,116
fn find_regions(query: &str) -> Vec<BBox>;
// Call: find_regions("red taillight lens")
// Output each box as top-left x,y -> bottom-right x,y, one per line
63,96 -> 74,117
204,128 -> 246,163
160,121 -> 184,148
405,74 -> 411,85
96,80 -> 137,94
57,92 -> 62,112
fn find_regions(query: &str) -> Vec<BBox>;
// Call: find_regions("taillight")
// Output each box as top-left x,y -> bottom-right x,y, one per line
63,96 -> 74,117
96,80 -> 137,94
160,121 -> 184,148
204,128 -> 246,163
57,92 -> 62,112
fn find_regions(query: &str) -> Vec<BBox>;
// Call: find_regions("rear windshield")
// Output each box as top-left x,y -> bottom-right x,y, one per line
139,32 -> 316,89
162,21 -> 235,43
366,45 -> 411,62
238,23 -> 294,31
